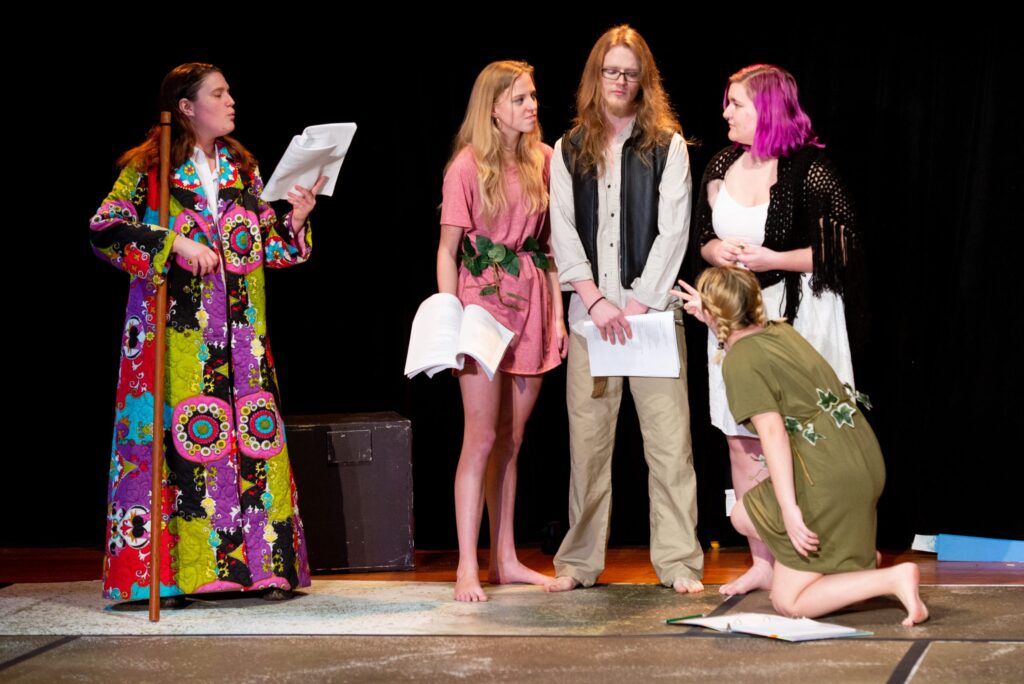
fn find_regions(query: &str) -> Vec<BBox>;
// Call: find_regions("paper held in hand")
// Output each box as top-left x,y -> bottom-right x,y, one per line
583,311 -> 680,378
404,293 -> 515,381
261,123 -> 357,201
666,612 -> 872,642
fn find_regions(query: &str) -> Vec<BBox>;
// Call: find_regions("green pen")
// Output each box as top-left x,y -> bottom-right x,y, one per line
665,613 -> 705,624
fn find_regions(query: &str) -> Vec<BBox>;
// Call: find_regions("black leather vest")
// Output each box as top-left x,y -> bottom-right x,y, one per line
562,129 -> 670,288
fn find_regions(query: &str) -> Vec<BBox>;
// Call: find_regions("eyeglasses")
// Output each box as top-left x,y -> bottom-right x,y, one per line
601,67 -> 641,83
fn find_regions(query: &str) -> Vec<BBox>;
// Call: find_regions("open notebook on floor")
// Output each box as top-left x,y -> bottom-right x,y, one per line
667,612 -> 872,642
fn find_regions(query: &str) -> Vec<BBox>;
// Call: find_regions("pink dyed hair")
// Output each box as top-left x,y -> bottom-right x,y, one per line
726,64 -> 821,159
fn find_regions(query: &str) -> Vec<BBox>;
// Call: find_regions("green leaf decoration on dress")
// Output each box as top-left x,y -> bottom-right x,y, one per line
501,248 -> 519,276
475,235 -> 494,255
460,235 -> 550,310
523,236 -> 551,270
844,383 -> 873,410
830,402 -> 857,429
801,423 -> 825,445
487,243 -> 507,263
784,416 -> 803,434
816,388 -> 840,411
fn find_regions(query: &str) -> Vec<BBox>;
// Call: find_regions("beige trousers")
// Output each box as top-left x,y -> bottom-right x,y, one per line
554,314 -> 703,586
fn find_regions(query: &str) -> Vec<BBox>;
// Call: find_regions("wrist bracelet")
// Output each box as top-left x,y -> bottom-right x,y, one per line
587,296 -> 606,315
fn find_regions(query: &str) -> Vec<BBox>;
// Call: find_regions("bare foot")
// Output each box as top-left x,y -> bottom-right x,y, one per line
488,561 -> 551,586
720,559 -> 773,596
454,571 -> 488,602
673,577 -> 705,593
544,575 -> 580,593
893,563 -> 929,626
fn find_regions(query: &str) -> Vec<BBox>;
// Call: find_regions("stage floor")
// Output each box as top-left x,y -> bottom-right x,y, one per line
1,547 -> 1022,682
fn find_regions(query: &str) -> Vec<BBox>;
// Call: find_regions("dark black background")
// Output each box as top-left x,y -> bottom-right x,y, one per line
11,15 -> 1017,552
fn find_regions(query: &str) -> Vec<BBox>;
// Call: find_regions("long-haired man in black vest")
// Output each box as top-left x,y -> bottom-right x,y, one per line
547,25 -> 704,593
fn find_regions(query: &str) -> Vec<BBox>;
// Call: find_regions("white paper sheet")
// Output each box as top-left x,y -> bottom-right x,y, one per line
583,311 -> 680,378
262,123 -> 357,201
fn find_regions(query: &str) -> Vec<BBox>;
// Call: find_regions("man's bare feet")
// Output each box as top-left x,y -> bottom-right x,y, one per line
454,571 -> 488,602
893,563 -> 929,626
719,559 -> 773,595
672,577 -> 705,593
544,575 -> 580,593
488,561 -> 550,586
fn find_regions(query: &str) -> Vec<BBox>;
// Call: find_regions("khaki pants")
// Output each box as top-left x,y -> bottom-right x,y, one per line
554,314 -> 703,586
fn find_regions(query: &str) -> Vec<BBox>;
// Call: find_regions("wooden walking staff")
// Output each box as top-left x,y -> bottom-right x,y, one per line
149,111 -> 173,622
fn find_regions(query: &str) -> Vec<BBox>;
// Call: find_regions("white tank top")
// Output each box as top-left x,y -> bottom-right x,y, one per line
711,182 -> 769,246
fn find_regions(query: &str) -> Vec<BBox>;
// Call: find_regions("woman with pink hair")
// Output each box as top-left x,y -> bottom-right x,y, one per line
696,65 -> 864,596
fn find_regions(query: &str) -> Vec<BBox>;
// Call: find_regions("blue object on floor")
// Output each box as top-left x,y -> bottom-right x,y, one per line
936,534 -> 1024,562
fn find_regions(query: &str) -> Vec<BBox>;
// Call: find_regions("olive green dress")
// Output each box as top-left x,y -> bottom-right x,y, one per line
723,323 -> 884,573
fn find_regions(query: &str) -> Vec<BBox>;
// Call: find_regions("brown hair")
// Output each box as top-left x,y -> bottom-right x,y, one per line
118,63 -> 256,176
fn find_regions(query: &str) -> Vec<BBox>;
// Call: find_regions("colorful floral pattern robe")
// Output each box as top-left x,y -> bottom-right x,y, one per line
90,147 -> 312,600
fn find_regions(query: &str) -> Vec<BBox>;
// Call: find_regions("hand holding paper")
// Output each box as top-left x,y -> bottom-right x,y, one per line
583,311 -> 680,377
262,123 -> 357,202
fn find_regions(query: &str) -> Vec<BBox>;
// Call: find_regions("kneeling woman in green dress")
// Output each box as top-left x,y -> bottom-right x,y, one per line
673,267 -> 928,626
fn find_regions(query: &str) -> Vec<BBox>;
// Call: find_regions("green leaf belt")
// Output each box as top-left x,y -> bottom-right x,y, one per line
462,235 -> 550,278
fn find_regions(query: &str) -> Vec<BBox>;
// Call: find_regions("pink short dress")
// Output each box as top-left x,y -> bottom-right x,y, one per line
440,145 -> 561,375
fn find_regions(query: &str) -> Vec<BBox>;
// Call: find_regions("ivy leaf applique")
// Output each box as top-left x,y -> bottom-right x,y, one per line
830,402 -> 857,429
480,285 -> 498,296
801,423 -> 825,445
784,416 -> 803,434
844,383 -> 873,410
816,388 -> 840,411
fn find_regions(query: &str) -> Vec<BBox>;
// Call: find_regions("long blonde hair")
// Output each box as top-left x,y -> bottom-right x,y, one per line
570,25 -> 681,177
446,60 -> 548,220
697,267 -> 769,354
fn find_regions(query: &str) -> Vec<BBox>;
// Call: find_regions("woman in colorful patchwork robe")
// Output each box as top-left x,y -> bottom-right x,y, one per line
672,267 -> 927,626
90,63 -> 326,602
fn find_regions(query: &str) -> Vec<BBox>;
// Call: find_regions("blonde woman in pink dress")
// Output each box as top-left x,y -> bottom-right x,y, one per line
437,61 -> 568,602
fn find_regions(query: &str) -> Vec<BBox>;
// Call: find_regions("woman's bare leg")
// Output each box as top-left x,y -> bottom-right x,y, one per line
772,563 -> 929,626
453,365 -> 502,601
720,435 -> 774,595
733,496 -> 928,625
486,374 -> 550,586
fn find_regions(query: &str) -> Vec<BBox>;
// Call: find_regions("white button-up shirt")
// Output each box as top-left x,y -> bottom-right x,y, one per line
550,120 -> 692,333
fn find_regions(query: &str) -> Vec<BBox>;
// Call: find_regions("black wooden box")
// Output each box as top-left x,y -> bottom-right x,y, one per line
286,412 -> 414,572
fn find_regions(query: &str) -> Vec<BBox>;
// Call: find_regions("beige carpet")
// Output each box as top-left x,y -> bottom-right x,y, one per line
0,580 -> 1021,641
